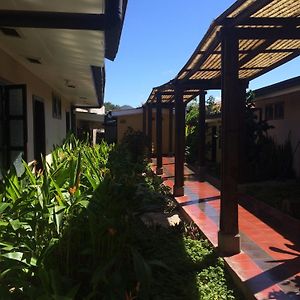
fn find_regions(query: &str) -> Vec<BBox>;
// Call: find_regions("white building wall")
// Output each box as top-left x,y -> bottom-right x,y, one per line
255,91 -> 300,176
0,47 -> 71,162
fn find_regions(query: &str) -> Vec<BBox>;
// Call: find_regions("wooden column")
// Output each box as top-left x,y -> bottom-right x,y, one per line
142,104 -> 146,137
198,91 -> 207,181
156,93 -> 163,175
173,86 -> 185,197
147,103 -> 153,157
168,105 -> 174,155
238,84 -> 248,183
218,29 -> 241,256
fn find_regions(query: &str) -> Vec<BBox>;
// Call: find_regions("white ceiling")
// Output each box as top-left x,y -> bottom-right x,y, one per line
0,0 -> 104,13
0,0 -> 105,106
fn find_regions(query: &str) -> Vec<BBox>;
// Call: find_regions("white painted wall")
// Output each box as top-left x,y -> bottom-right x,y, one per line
255,91 -> 300,176
0,47 -> 72,162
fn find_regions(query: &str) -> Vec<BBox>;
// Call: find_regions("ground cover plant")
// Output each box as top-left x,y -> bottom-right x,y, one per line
135,222 -> 241,300
0,133 -> 240,299
240,180 -> 300,220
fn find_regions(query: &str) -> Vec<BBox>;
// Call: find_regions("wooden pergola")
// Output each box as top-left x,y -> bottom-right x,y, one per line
144,0 -> 300,256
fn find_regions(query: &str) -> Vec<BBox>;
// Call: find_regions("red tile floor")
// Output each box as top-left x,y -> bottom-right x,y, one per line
152,157 -> 300,300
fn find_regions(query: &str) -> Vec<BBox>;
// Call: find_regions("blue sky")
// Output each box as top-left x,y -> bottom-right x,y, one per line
105,0 -> 300,107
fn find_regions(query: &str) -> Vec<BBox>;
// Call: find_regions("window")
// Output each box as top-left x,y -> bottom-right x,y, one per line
265,102 -> 284,121
52,92 -> 61,119
274,102 -> 284,119
265,104 -> 274,121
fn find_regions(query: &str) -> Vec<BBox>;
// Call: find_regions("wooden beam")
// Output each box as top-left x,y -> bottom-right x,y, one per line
179,79 -> 222,90
0,10 -> 115,30
235,27 -> 300,40
161,103 -> 174,108
216,0 -> 273,27
218,31 -> 241,256
213,48 -> 300,54
224,17 -> 300,28
173,86 -> 185,197
198,91 -> 207,181
156,93 -> 163,175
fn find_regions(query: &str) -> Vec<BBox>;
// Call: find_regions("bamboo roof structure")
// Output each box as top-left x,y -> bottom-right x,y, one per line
146,0 -> 300,104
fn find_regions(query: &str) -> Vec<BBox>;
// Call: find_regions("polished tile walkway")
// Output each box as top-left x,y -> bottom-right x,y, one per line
152,157 -> 300,300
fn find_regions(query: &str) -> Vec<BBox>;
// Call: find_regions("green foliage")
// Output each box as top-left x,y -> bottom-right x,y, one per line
104,101 -> 121,111
0,134 -> 175,299
121,128 -> 148,164
134,223 -> 240,300
240,180 -> 300,219
206,96 -> 221,117
185,96 -> 220,163
0,135 -> 114,298
185,100 -> 200,163
196,260 -> 236,300
0,134 -> 241,299
245,91 -> 295,182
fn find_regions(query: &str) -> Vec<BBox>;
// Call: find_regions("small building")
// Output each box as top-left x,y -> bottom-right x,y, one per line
111,107 -> 175,154
76,107 -> 105,143
254,76 -> 300,177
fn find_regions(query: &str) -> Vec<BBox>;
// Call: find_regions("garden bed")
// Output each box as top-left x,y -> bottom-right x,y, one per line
0,134 -> 241,299
239,180 -> 300,220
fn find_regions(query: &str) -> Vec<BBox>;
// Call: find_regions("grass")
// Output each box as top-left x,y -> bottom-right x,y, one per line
240,180 -> 300,219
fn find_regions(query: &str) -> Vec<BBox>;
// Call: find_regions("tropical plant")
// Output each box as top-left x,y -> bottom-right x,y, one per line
244,91 -> 295,181
0,134 -> 172,299
185,96 -> 220,163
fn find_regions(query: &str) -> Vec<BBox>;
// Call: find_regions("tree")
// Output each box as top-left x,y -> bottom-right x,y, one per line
185,96 -> 220,163
104,101 -> 120,111
206,96 -> 221,116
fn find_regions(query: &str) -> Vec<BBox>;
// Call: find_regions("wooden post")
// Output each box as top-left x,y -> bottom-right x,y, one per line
169,105 -> 174,155
147,103 -> 153,157
156,93 -> 163,175
198,91 -> 207,181
218,29 -> 241,256
173,86 -> 185,197
142,104 -> 146,137
238,84 -> 248,183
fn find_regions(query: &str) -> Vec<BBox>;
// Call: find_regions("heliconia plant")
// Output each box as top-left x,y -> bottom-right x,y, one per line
0,134 -> 169,299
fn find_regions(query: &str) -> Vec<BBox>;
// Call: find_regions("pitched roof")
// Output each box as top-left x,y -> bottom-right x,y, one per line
255,76 -> 300,99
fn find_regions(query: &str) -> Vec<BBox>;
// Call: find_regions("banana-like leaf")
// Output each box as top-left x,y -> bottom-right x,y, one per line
54,205 -> 65,234
0,203 -> 11,214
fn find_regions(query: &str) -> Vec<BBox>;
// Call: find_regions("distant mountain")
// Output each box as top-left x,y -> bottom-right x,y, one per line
120,105 -> 134,110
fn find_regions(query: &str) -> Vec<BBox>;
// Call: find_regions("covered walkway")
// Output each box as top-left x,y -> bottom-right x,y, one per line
144,0 -> 300,257
152,157 -> 300,300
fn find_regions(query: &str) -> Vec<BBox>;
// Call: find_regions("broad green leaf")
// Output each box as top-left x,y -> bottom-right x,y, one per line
1,252 -> 24,262
23,160 -> 36,185
9,219 -> 22,231
0,242 -> 14,251
54,205 -> 65,234
0,203 -> 10,214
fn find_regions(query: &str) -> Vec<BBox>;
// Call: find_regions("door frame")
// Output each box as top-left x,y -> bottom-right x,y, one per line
32,95 -> 46,165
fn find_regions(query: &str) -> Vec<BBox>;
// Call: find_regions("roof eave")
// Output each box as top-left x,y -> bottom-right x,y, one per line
105,0 -> 128,61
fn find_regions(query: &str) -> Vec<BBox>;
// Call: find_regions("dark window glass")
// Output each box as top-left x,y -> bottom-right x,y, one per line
265,104 -> 274,121
274,102 -> 284,119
